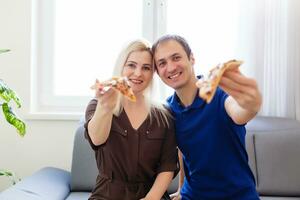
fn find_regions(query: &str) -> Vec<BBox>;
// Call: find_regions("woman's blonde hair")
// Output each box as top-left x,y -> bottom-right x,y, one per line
112,39 -> 171,127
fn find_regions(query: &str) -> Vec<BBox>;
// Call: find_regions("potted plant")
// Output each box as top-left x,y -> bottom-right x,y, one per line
0,49 -> 26,184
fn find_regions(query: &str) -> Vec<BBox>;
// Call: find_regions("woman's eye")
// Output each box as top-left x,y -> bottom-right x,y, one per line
127,64 -> 136,68
143,66 -> 152,71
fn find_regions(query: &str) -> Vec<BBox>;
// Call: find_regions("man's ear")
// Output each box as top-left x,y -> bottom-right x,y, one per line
189,53 -> 195,66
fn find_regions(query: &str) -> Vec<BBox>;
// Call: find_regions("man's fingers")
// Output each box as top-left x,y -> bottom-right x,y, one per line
220,76 -> 258,99
195,77 -> 205,88
220,76 -> 243,93
222,71 -> 257,87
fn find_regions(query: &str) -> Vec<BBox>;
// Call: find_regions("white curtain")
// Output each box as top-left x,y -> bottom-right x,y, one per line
237,0 -> 300,120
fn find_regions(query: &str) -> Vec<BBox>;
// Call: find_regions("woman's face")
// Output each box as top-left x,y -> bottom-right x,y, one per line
122,50 -> 153,95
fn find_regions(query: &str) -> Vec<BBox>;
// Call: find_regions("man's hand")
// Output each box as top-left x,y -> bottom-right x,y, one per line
220,69 -> 262,124
220,69 -> 262,113
170,190 -> 181,200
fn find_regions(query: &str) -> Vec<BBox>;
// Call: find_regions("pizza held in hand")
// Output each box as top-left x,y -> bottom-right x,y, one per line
196,59 -> 243,103
91,76 -> 136,102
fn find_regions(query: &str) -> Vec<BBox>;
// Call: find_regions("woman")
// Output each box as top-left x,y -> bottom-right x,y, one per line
84,39 -> 178,200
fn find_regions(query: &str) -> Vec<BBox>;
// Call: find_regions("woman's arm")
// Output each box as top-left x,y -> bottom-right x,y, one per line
87,88 -> 118,146
142,171 -> 174,200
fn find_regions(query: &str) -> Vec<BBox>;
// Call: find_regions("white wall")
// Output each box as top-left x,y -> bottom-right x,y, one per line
0,0 -> 79,191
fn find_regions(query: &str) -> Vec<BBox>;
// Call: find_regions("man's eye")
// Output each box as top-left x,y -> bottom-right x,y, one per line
174,56 -> 181,61
158,62 -> 165,68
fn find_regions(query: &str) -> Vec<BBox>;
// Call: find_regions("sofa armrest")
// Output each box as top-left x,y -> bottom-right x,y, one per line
0,167 -> 71,200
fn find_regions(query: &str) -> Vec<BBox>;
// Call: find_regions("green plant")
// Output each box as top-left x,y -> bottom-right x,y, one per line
0,170 -> 20,185
0,49 -> 26,184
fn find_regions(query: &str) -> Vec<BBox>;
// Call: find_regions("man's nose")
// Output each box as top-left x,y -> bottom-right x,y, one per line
166,62 -> 176,73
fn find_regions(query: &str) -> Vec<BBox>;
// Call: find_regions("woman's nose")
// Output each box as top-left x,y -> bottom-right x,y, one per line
134,67 -> 142,76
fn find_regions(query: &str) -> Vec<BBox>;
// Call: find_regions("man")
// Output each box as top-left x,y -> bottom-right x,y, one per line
152,35 -> 262,200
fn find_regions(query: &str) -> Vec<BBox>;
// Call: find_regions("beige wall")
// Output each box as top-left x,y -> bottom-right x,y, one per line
0,120 -> 77,191
0,0 -> 79,191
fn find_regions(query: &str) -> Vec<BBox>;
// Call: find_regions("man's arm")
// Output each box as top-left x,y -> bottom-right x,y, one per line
170,150 -> 185,200
220,70 -> 262,125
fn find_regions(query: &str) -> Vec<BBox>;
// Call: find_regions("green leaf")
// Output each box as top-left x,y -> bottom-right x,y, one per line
0,169 -> 20,185
2,103 -> 26,136
0,79 -> 21,108
0,170 -> 13,177
0,49 -> 10,54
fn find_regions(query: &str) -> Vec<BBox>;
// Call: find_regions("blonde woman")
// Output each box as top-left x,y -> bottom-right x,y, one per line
84,39 -> 178,200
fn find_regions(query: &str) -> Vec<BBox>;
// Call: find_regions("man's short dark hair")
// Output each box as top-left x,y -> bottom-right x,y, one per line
152,34 -> 192,61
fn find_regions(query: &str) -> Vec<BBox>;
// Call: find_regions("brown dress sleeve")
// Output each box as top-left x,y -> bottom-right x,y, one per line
83,98 -> 102,150
156,112 -> 180,177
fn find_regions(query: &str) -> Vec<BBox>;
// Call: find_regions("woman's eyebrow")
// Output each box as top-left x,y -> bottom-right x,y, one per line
126,60 -> 137,64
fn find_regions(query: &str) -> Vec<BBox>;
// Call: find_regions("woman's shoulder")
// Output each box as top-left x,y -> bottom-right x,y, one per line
150,104 -> 174,126
150,103 -> 169,115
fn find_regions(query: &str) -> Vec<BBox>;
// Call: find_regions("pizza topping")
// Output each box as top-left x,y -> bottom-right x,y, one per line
196,59 -> 243,103
91,77 -> 136,102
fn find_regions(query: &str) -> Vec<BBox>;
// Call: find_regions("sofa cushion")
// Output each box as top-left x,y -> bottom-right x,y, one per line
245,131 -> 257,183
246,117 -> 300,196
65,192 -> 91,200
70,121 -> 98,191
246,116 -> 300,132
0,167 -> 71,200
260,197 -> 300,200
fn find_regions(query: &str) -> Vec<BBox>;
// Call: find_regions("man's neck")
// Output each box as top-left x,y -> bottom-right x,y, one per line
176,77 -> 198,107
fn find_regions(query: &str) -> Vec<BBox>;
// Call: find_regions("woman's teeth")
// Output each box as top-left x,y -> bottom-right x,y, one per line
130,79 -> 143,84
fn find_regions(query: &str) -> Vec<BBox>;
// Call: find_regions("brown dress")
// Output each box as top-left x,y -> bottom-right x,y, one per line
84,99 -> 179,200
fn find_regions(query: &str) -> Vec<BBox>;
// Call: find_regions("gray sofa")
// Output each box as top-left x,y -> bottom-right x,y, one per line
1,116 -> 300,200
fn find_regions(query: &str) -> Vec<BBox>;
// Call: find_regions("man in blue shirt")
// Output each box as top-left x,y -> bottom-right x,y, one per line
152,35 -> 262,200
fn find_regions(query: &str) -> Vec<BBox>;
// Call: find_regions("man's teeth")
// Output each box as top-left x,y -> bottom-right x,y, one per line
169,73 -> 180,79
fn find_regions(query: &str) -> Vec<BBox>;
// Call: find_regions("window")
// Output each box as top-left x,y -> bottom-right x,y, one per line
32,0 -> 145,115
32,0 -> 240,117
166,0 -> 239,76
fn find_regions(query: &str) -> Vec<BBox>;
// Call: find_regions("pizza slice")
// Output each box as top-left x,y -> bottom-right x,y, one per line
91,76 -> 136,102
196,59 -> 243,103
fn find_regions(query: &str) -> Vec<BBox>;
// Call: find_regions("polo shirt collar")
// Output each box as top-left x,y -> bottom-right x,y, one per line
168,75 -> 205,113
168,91 -> 205,113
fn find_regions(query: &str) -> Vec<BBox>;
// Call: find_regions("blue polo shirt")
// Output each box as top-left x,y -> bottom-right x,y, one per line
167,87 -> 259,200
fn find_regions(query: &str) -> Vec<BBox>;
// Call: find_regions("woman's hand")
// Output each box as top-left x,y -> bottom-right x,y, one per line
93,79 -> 118,112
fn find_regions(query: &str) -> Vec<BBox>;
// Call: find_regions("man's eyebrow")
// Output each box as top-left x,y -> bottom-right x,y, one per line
157,53 -> 180,63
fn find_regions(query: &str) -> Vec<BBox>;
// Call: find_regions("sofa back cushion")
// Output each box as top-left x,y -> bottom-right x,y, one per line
246,117 -> 300,196
70,120 -> 98,191
245,131 -> 257,183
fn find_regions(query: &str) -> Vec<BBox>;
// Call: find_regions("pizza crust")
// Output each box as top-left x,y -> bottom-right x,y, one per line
196,59 -> 243,103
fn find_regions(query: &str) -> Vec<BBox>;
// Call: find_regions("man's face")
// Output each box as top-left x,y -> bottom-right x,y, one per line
154,40 -> 195,90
